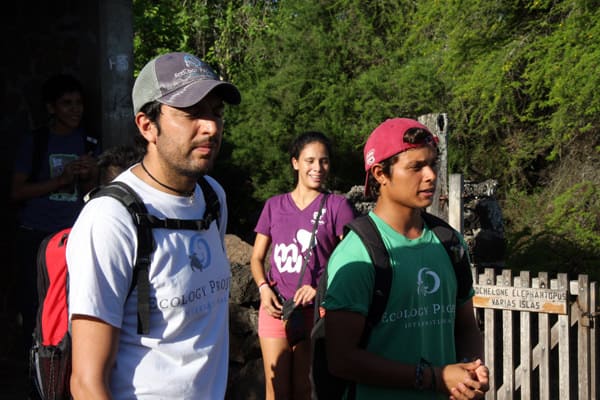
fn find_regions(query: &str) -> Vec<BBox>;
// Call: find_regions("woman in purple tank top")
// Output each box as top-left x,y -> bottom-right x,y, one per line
251,131 -> 356,399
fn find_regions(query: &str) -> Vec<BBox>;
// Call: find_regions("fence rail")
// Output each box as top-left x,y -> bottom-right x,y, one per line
473,268 -> 599,399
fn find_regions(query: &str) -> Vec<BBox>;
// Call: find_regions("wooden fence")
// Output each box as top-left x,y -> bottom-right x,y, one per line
422,114 -> 599,399
473,268 -> 599,399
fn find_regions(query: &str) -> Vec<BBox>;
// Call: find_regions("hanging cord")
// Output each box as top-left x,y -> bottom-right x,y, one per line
140,160 -> 194,197
294,193 -> 329,293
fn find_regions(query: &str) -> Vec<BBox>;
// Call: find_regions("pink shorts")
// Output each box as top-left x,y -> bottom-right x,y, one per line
258,305 -> 315,338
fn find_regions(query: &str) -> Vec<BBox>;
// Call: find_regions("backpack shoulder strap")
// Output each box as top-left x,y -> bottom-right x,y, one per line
197,175 -> 221,231
88,181 -> 153,334
340,215 -> 392,399
85,179 -> 223,334
88,178 -> 221,232
421,212 -> 473,300
344,215 -> 392,347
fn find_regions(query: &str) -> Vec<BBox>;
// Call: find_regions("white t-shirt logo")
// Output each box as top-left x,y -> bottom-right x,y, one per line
189,236 -> 211,271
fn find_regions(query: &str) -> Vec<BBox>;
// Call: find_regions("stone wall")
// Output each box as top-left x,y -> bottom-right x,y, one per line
462,179 -> 506,270
225,235 -> 264,400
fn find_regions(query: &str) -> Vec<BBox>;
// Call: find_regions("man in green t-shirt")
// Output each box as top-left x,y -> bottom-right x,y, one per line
323,118 -> 489,399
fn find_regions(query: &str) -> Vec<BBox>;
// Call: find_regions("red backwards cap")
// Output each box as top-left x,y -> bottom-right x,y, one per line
363,118 -> 438,196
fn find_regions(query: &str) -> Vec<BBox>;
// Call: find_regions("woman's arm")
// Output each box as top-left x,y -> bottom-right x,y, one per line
250,233 -> 283,318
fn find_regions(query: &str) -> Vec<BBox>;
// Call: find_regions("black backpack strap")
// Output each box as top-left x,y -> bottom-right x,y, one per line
342,215 -> 392,399
197,176 -> 221,231
421,212 -> 473,300
139,215 -> 215,231
345,215 -> 393,347
90,181 -> 153,334
135,177 -> 220,231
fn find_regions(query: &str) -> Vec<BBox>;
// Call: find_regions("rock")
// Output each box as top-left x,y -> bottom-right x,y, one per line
226,358 -> 265,400
463,180 -> 506,270
230,262 -> 260,306
225,234 -> 254,266
346,185 -> 375,215
229,302 -> 260,363
226,235 -> 264,398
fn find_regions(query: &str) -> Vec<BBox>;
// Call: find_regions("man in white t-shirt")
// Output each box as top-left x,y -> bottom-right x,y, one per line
67,52 -> 241,399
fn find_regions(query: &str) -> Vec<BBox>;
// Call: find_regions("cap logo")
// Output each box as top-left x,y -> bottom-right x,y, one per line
365,148 -> 376,167
176,54 -> 218,83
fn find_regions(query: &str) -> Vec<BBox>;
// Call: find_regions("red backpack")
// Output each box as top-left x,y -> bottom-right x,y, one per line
31,228 -> 72,400
29,178 -> 221,400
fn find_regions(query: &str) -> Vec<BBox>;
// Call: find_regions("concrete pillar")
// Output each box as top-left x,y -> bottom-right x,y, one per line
98,0 -> 136,149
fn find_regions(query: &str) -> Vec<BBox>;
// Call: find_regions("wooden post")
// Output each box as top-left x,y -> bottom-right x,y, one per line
557,274 -> 570,399
518,271 -> 532,398
500,270 -> 515,399
481,268 -> 497,399
420,113 -> 449,221
591,281 -> 598,400
537,273 -> 551,399
578,275 -> 591,400
448,174 -> 464,233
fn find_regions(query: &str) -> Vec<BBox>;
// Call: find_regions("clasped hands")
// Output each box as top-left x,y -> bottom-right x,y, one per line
444,359 -> 489,400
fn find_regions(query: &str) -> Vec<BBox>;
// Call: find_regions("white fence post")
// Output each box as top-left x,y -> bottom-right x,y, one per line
448,174 -> 464,233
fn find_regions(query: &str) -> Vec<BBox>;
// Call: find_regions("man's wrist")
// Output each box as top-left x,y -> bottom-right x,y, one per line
415,358 -> 436,391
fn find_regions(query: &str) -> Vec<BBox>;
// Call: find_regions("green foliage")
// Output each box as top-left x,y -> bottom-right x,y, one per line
546,181 -> 600,248
133,0 -> 254,77
132,0 -> 195,73
132,0 -> 600,275
506,229 -> 599,281
503,178 -> 600,281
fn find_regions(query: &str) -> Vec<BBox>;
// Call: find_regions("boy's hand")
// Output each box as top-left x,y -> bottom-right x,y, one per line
448,359 -> 489,399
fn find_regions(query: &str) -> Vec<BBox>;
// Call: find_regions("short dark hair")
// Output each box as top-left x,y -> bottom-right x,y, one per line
42,74 -> 84,104
138,100 -> 162,123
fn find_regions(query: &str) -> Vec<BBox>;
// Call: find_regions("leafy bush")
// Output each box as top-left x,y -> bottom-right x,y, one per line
132,0 -> 600,278
504,179 -> 600,281
546,181 -> 600,249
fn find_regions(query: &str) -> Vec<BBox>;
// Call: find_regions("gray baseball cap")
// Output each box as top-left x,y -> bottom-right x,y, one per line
132,52 -> 241,114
